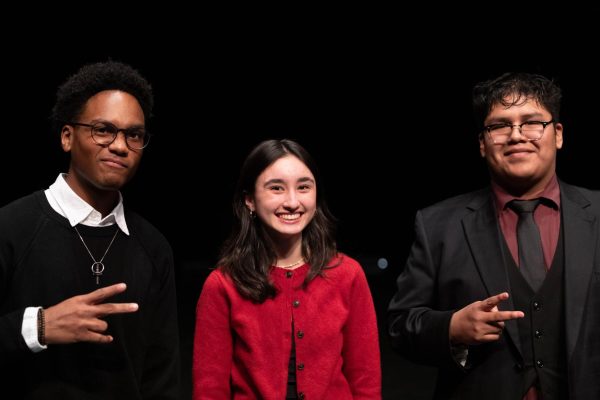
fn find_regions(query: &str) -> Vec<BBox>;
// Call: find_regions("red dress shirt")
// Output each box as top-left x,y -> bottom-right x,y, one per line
492,175 -> 561,400
492,175 -> 560,270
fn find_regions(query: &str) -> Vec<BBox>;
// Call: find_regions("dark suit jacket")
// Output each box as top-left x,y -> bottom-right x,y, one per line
388,181 -> 600,400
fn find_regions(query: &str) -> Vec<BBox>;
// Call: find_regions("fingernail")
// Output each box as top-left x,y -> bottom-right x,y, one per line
130,303 -> 139,311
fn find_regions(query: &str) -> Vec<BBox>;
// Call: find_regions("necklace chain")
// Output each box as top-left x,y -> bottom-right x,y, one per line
276,258 -> 305,269
74,226 -> 119,284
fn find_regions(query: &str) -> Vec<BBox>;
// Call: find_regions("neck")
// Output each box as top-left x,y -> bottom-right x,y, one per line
64,174 -> 119,217
272,235 -> 303,267
493,172 -> 555,200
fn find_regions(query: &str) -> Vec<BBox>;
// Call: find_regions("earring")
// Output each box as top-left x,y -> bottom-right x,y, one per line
250,210 -> 256,219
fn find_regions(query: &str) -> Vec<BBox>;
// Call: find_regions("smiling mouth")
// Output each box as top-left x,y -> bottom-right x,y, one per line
505,150 -> 533,157
277,213 -> 302,221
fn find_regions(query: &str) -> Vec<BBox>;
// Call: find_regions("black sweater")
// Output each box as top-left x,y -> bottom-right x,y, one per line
0,191 -> 180,399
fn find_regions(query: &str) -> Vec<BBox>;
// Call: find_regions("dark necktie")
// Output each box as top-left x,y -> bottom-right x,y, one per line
509,199 -> 547,291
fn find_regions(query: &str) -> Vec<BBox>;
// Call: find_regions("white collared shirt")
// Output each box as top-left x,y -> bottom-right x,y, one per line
44,173 -> 129,235
23,173 -> 130,352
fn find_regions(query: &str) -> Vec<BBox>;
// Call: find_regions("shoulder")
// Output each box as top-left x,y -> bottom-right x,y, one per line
204,268 -> 227,287
418,188 -> 490,221
326,253 -> 368,281
331,253 -> 362,271
125,210 -> 171,249
560,181 -> 600,212
0,191 -> 44,221
322,254 -> 374,299
204,268 -> 240,291
200,268 -> 239,299
0,191 -> 50,240
124,210 -> 174,274
560,181 -> 600,201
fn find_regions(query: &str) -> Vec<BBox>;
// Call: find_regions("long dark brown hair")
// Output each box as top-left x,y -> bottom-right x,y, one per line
219,139 -> 338,302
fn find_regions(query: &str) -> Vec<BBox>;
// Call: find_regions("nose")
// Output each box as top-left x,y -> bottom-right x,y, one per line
283,190 -> 300,209
108,131 -> 129,154
508,124 -> 527,142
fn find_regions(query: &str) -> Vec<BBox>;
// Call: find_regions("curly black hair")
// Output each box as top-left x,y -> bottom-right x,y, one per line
51,61 -> 153,133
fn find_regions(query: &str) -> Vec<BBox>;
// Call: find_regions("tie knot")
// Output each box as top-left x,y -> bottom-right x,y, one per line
509,199 -> 541,214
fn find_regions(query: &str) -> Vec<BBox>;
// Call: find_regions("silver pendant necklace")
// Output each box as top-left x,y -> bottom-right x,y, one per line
74,226 -> 119,285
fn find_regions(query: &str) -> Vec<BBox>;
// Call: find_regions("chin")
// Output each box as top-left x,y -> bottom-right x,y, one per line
277,229 -> 304,237
97,177 -> 127,191
504,166 -> 539,179
271,225 -> 304,238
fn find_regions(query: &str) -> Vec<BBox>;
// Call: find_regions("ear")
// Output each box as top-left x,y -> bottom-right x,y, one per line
554,122 -> 564,150
479,133 -> 486,158
244,193 -> 255,212
61,125 -> 73,152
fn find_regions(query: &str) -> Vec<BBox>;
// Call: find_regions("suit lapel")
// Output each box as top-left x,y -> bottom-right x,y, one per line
462,191 -> 522,356
560,183 -> 597,360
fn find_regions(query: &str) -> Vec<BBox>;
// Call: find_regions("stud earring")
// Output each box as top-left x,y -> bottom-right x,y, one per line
250,210 -> 256,219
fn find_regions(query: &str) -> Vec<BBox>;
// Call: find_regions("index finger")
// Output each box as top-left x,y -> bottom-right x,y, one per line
96,302 -> 139,317
489,310 -> 524,322
84,283 -> 127,304
480,292 -> 510,311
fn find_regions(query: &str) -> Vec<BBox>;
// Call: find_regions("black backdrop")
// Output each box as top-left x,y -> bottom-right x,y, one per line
3,32 -> 599,399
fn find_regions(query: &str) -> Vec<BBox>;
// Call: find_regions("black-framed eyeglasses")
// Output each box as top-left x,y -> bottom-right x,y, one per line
68,121 -> 151,150
483,120 -> 554,145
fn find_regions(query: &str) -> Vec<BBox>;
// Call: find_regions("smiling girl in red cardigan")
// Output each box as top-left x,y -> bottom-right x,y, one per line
193,139 -> 381,399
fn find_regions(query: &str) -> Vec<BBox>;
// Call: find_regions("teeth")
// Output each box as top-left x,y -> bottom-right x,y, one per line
280,213 -> 300,220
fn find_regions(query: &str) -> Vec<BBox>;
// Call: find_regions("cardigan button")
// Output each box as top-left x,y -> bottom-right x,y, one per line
293,300 -> 300,308
534,329 -> 543,339
533,301 -> 542,311
536,360 -> 544,368
297,330 -> 304,339
286,271 -> 293,278
297,363 -> 304,370
298,392 -> 305,399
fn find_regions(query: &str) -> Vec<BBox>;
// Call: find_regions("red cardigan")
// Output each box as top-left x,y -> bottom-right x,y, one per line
193,254 -> 381,399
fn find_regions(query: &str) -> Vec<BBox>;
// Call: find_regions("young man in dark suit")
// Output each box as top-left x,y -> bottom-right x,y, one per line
388,72 -> 600,400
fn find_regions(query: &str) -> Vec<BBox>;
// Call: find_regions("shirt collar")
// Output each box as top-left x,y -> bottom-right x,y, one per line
492,174 -> 561,213
44,173 -> 129,235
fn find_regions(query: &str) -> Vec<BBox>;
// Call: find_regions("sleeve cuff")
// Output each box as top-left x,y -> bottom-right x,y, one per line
21,307 -> 47,353
450,344 -> 468,367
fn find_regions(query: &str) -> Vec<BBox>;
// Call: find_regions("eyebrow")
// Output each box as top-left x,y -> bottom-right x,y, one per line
91,119 -> 146,129
263,177 -> 315,186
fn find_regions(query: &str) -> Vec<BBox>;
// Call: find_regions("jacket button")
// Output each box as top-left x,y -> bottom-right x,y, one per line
536,360 -> 544,368
534,329 -> 543,339
298,392 -> 305,399
286,271 -> 293,278
514,363 -> 523,371
533,301 -> 542,311
293,300 -> 300,308
297,330 -> 304,339
297,363 -> 304,370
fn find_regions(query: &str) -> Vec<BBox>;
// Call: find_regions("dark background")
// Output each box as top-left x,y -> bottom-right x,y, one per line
2,28 -> 599,399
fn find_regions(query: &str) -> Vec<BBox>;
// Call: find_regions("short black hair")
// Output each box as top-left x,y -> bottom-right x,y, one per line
51,61 -> 153,132
472,72 -> 561,131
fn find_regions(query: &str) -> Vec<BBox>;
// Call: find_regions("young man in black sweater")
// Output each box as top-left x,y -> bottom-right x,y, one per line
0,61 -> 180,399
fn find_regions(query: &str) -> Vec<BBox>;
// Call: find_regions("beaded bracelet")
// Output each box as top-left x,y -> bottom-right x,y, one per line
37,307 -> 46,346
